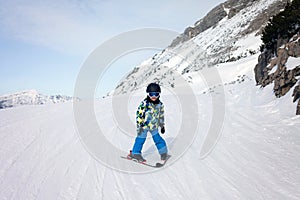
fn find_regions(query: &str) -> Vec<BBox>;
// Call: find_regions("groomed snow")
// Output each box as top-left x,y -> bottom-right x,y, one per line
1,54 -> 300,200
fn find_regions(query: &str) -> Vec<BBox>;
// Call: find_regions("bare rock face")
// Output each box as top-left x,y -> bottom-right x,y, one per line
170,4 -> 227,47
293,85 -> 300,115
170,0 -> 288,47
255,32 -> 300,115
273,67 -> 299,97
287,34 -> 300,57
254,49 -> 273,85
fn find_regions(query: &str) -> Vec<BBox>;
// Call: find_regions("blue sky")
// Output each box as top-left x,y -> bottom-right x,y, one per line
0,0 -> 225,96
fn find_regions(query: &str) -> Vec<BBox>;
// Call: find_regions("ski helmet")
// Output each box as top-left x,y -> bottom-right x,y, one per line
146,83 -> 161,93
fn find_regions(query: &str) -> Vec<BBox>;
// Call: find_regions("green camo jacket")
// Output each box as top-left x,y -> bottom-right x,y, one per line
136,98 -> 164,132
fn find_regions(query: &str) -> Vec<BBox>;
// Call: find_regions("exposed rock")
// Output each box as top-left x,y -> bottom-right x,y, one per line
170,4 -> 227,47
287,34 -> 300,57
273,67 -> 298,97
170,0 -> 289,47
225,0 -> 258,19
247,0 -> 290,36
292,84 -> 300,102
293,84 -> 300,115
192,4 -> 227,33
254,49 -> 273,84
255,32 -> 300,115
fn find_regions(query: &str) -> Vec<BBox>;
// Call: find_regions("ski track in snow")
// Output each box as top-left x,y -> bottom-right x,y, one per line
1,60 -> 300,199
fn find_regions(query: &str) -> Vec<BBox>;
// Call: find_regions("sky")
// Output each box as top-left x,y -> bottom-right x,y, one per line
0,0 -> 225,97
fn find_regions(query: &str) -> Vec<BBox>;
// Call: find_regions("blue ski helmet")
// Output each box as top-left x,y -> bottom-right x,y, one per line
146,83 -> 161,93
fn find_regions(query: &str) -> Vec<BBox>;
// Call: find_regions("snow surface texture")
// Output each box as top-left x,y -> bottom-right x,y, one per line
1,54 -> 300,199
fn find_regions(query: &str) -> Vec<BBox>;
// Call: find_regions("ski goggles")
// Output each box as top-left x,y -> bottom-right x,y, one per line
148,92 -> 160,97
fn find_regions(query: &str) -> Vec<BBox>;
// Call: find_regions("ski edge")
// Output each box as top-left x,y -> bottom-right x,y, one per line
120,156 -> 157,168
120,154 -> 171,168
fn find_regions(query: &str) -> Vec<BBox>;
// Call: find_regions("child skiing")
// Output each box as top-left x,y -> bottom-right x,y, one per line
128,83 -> 169,163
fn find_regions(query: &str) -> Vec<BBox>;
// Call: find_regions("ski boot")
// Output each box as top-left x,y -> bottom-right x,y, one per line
127,150 -> 146,163
160,153 -> 170,161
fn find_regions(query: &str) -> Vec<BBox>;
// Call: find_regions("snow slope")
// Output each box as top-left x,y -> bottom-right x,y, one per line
1,53 -> 300,199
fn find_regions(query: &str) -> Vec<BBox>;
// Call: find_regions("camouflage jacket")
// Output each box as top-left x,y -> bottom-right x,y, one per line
136,97 -> 164,132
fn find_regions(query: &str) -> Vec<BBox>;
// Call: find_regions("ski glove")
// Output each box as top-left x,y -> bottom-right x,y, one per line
160,126 -> 165,134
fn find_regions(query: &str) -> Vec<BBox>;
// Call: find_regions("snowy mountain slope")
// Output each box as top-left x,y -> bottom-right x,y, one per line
0,55 -> 300,199
114,0 -> 284,95
0,90 -> 78,109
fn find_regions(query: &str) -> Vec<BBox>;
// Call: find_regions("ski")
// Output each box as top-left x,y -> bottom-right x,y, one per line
120,156 -> 157,168
120,154 -> 171,168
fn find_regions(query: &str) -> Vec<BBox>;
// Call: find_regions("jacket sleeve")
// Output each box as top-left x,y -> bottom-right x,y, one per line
159,103 -> 165,127
136,101 -> 146,129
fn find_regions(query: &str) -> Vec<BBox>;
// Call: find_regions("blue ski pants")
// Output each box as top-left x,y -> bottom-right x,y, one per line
132,128 -> 167,155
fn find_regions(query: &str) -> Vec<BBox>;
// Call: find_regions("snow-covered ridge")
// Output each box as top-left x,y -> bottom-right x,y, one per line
114,0 -> 281,95
0,90 -> 79,109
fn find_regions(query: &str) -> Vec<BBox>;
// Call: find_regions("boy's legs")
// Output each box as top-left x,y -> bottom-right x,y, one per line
132,129 -> 148,155
150,129 -> 168,155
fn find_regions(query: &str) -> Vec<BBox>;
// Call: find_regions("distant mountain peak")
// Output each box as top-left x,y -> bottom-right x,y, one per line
0,90 -> 78,109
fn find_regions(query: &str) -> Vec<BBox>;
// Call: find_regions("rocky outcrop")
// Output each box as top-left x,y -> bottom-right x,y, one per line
170,4 -> 226,47
170,0 -> 289,47
254,49 -> 273,84
255,32 -> 300,115
185,4 -> 227,38
293,85 -> 300,115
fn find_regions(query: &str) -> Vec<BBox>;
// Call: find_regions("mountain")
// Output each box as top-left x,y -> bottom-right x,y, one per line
114,0 -> 291,95
0,90 -> 78,109
113,0 -> 300,115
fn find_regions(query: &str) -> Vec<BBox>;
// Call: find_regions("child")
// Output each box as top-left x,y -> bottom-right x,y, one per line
128,83 -> 168,162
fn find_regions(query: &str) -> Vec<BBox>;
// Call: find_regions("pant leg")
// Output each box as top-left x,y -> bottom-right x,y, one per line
150,129 -> 168,154
132,129 -> 148,155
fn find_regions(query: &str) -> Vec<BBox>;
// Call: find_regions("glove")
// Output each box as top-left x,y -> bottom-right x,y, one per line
160,126 -> 165,134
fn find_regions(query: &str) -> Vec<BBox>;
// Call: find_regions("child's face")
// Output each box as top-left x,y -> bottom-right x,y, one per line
148,92 -> 160,101
150,96 -> 158,101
